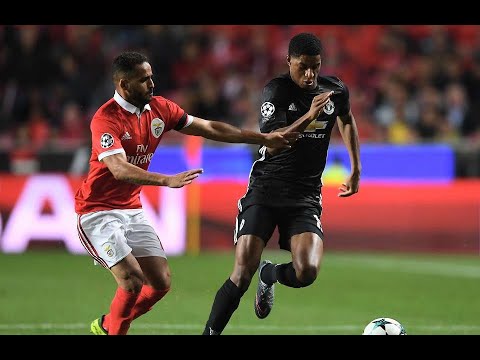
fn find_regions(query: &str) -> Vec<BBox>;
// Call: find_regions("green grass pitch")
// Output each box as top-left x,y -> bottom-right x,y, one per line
1,249 -> 480,335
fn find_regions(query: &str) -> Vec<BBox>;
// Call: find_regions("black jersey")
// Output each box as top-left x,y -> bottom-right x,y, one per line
241,73 -> 350,208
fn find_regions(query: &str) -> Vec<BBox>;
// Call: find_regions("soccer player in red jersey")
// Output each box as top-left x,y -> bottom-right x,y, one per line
75,51 -> 299,335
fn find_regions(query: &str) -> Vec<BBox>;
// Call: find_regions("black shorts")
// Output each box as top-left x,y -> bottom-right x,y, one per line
233,204 -> 324,251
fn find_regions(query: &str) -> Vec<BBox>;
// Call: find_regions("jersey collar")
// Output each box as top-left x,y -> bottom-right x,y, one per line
113,91 -> 152,116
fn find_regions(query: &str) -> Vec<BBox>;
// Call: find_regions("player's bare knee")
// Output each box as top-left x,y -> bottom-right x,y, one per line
161,272 -> 172,290
150,271 -> 171,291
295,264 -> 319,286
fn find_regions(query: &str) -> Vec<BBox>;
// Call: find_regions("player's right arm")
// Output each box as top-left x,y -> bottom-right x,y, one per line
101,153 -> 203,188
91,113 -> 202,188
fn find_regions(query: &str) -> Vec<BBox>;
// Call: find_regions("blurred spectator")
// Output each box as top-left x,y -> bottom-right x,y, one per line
56,101 -> 88,149
139,25 -> 179,93
444,82 -> 469,134
373,75 -> 418,143
9,125 -> 39,174
416,105 -> 446,141
194,73 -> 230,121
0,25 -> 479,175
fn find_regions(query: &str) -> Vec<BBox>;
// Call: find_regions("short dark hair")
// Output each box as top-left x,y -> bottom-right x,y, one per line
112,51 -> 148,81
288,33 -> 323,57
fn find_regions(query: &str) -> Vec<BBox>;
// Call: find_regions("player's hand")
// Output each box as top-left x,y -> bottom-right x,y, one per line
338,172 -> 360,197
263,131 -> 300,149
308,91 -> 334,120
166,168 -> 203,188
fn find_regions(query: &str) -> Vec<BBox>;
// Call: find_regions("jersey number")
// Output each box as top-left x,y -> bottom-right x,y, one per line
305,120 -> 328,132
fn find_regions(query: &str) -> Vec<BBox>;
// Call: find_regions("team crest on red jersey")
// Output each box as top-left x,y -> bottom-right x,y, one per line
151,118 -> 165,138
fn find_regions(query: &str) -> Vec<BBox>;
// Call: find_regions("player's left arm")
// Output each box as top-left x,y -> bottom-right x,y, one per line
178,116 -> 299,149
336,110 -> 361,197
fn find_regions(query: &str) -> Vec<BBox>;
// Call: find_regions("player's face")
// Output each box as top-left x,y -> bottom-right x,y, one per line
125,62 -> 155,107
288,55 -> 321,90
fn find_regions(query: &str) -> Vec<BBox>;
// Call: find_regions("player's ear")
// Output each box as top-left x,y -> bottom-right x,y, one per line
119,78 -> 129,91
286,55 -> 291,66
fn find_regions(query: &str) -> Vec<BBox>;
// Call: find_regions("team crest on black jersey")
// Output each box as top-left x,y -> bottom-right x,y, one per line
100,133 -> 114,148
151,118 -> 165,138
324,99 -> 335,115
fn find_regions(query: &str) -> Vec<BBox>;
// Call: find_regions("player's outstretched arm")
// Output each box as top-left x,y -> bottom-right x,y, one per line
336,110 -> 361,197
102,152 -> 203,187
178,116 -> 299,149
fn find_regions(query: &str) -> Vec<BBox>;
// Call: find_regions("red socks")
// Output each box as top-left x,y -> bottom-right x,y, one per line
130,285 -> 170,321
104,287 -> 139,335
103,285 -> 170,335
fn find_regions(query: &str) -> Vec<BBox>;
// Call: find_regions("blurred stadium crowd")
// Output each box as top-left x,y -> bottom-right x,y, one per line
0,25 -> 479,175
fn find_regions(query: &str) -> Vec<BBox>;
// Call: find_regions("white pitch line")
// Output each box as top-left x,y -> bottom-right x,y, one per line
1,323 -> 480,332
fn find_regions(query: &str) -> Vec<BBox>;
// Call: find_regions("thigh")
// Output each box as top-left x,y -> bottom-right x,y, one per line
110,252 -> 145,289
277,205 -> 324,251
234,204 -> 277,246
78,211 -> 132,269
125,210 -> 167,259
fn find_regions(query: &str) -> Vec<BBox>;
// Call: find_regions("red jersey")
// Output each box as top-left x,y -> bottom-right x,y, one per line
75,92 -> 191,214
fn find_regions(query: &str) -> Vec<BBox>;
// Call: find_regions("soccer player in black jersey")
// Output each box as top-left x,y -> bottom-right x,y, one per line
202,32 -> 362,335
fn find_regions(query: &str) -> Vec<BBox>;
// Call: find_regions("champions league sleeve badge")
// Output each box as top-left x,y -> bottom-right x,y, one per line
100,133 -> 114,148
260,102 -> 275,124
261,102 -> 275,117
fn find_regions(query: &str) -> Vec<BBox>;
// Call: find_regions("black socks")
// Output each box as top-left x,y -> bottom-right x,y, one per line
263,262 -> 307,288
259,262 -> 277,285
202,278 -> 245,335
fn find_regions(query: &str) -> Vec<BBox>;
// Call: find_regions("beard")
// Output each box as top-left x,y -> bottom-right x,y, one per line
131,92 -> 152,108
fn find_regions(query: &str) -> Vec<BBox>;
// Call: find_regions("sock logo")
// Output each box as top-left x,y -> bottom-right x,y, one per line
209,327 -> 219,335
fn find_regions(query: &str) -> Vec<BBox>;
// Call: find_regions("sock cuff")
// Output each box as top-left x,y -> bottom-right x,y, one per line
116,286 -> 139,301
140,284 -> 170,300
225,278 -> 245,296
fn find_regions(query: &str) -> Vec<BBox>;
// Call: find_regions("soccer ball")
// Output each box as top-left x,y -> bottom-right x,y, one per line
362,317 -> 407,335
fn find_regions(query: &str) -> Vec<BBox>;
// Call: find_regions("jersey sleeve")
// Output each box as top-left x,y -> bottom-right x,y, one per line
161,98 -> 189,131
337,83 -> 350,117
90,115 -> 125,162
330,77 -> 351,117
258,79 -> 289,133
